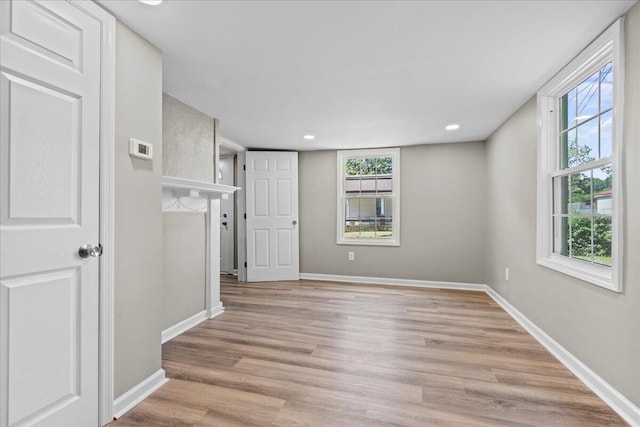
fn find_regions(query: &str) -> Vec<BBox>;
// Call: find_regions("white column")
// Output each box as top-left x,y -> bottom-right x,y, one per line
206,198 -> 223,317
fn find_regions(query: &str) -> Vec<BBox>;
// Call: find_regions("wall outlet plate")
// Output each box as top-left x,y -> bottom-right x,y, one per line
129,138 -> 153,160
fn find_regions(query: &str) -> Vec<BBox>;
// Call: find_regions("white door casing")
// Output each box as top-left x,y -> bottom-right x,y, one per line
219,156 -> 235,274
0,1 -> 109,425
245,152 -> 299,282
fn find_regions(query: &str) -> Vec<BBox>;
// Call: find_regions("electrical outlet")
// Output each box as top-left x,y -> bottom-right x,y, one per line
348,251 -> 355,261
505,268 -> 510,281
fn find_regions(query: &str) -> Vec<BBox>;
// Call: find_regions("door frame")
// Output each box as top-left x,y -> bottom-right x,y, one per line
69,1 -> 116,425
217,137 -> 246,281
219,155 -> 236,274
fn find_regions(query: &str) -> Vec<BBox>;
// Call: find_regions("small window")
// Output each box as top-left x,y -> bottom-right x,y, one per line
337,148 -> 400,246
537,18 -> 624,292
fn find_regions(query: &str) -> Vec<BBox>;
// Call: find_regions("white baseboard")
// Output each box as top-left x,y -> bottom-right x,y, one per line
485,287 -> 640,427
113,369 -> 168,419
209,301 -> 225,319
299,272 -> 486,291
161,310 -> 208,344
301,272 -> 639,426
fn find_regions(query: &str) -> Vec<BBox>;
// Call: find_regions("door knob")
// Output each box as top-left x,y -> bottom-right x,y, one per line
79,244 -> 103,258
292,220 -> 297,225
222,222 -> 228,226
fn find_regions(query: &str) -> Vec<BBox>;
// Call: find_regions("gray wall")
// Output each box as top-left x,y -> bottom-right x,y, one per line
485,3 -> 640,406
114,22 -> 164,399
299,142 -> 487,284
163,93 -> 214,183
162,213 -> 206,329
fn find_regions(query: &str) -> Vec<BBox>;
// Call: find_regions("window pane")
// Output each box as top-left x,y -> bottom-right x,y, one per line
375,198 -> 393,238
576,118 -> 598,165
560,88 -> 577,131
345,176 -> 361,195
570,172 -> 592,215
593,215 -> 612,266
576,69 -> 599,124
570,216 -> 593,262
344,197 -> 393,239
553,176 -> 569,215
375,156 -> 392,175
345,198 -> 361,237
345,157 -> 394,196
593,166 -> 612,215
560,128 -> 577,169
553,215 -> 570,257
600,62 -> 613,112
376,174 -> 392,194
600,110 -> 613,158
345,158 -> 362,176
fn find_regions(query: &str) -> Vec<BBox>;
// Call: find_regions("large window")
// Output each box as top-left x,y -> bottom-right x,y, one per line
337,148 -> 400,246
537,19 -> 624,292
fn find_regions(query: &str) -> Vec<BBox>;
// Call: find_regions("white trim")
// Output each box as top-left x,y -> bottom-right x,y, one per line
301,273 -> 639,426
113,369 -> 168,419
218,135 -> 246,153
209,301 -> 225,319
161,310 -> 208,344
485,287 -> 640,427
536,18 -> 624,292
336,148 -> 401,247
237,152 -> 247,282
205,199 -> 224,317
299,273 -> 486,291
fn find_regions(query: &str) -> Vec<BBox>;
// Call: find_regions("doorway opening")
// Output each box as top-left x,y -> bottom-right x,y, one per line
218,139 -> 245,276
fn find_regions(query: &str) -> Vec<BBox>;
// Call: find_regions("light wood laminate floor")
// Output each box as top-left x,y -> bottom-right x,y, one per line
112,276 -> 626,426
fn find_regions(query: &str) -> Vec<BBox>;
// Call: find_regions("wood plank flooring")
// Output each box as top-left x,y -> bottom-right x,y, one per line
111,276 -> 627,426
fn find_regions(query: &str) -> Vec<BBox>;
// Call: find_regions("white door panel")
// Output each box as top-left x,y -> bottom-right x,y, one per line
246,152 -> 299,282
0,1 -> 102,425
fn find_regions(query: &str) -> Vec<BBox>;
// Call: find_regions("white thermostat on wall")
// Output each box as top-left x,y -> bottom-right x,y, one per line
129,138 -> 153,160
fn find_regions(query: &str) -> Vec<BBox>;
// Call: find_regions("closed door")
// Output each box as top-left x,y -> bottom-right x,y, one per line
246,152 -> 299,282
219,156 -> 235,274
0,1 -> 102,425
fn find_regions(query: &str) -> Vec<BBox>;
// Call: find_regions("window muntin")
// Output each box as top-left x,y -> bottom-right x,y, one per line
337,148 -> 400,246
537,18 -> 623,292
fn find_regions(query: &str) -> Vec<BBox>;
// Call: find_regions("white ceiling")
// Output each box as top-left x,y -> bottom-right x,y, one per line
99,0 -> 635,151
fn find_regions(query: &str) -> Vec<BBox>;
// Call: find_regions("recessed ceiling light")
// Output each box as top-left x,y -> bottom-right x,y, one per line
303,135 -> 315,140
445,124 -> 460,131
139,0 -> 163,5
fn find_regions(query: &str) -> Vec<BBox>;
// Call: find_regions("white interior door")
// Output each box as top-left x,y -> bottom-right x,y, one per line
246,152 -> 299,282
219,156 -> 235,274
0,1 -> 102,425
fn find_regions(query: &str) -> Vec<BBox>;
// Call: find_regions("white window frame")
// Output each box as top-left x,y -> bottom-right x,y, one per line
536,18 -> 624,292
337,148 -> 400,246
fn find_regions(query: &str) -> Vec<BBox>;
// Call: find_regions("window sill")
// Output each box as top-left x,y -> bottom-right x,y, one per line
537,254 -> 619,293
337,239 -> 400,247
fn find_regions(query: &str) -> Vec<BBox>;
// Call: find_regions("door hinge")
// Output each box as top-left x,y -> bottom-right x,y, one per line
243,165 -> 246,171
244,213 -> 247,219
244,261 -> 247,268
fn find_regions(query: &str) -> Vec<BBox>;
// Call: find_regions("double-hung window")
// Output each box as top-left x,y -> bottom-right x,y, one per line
537,18 -> 624,291
337,148 -> 400,246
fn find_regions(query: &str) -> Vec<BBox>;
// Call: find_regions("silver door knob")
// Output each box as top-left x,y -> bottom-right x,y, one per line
79,244 -> 103,258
